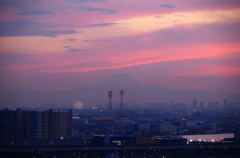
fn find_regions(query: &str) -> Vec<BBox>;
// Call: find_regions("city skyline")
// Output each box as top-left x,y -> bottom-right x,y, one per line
1,73 -> 239,107
0,0 -> 240,95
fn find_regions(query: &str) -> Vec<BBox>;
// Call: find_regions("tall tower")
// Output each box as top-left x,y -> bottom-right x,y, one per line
107,91 -> 113,126
118,90 -> 124,120
120,90 -> 124,110
105,91 -> 113,145
108,91 -> 113,110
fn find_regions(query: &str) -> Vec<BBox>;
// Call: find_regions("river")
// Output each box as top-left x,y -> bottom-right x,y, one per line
180,133 -> 234,142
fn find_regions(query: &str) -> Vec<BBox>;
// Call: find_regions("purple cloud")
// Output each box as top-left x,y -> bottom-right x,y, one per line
68,48 -> 86,52
82,39 -> 110,42
63,6 -> 117,15
15,9 -> 55,16
0,18 -> 78,37
84,23 -> 117,27
158,4 -> 176,9
64,39 -> 78,41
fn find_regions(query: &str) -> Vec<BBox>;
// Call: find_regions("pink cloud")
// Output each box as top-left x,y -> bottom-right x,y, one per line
0,0 -> 240,94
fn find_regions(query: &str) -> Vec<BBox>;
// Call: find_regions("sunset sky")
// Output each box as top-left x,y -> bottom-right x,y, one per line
0,0 -> 240,94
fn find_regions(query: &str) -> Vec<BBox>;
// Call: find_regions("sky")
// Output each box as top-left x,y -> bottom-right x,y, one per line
0,0 -> 240,94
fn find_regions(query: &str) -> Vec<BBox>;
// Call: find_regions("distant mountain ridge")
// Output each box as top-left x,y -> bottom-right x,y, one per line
1,73 -> 240,108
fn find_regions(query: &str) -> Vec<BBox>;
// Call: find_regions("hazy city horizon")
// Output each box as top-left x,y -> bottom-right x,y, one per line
3,72 -> 240,94
1,73 -> 240,109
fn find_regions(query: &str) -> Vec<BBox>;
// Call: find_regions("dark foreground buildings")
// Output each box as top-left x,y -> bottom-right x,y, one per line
0,108 -> 72,140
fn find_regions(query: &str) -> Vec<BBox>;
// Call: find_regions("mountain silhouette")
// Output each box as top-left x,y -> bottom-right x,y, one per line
1,73 -> 240,108
90,73 -> 144,88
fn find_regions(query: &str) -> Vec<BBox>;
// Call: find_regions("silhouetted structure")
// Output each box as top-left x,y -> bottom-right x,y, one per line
192,99 -> 197,111
173,123 -> 181,135
200,102 -> 204,109
223,99 -> 228,109
0,108 -> 72,140
107,90 -> 113,126
118,90 -> 124,120
105,91 -> 113,145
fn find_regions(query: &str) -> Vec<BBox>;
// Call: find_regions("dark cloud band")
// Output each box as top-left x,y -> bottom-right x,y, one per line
158,4 -> 176,9
84,23 -> 117,27
0,19 -> 78,37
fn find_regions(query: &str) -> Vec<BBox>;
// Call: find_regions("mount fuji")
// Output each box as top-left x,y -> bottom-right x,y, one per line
1,73 -> 239,108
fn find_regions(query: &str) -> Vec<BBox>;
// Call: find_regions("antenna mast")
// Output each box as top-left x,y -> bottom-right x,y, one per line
118,90 -> 124,120
107,90 -> 113,126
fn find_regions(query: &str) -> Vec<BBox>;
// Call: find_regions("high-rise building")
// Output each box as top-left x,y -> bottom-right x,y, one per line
200,102 -> 204,110
192,99 -> 197,111
0,108 -> 72,140
223,99 -> 228,109
0,108 -> 21,139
